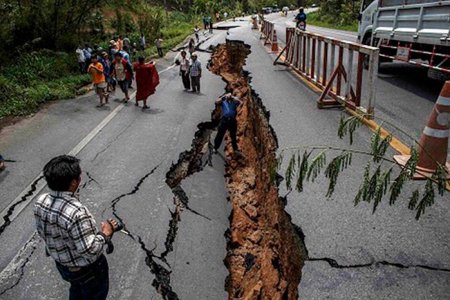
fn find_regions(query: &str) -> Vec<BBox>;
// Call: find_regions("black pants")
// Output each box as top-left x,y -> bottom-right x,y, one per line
181,70 -> 190,89
157,47 -> 163,57
191,75 -> 200,92
56,254 -> 109,300
214,117 -> 238,151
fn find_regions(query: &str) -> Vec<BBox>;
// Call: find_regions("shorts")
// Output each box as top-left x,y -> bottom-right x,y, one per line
118,80 -> 128,94
94,82 -> 107,93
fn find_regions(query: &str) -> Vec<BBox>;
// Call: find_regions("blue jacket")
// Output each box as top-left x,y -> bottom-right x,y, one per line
221,98 -> 240,118
295,13 -> 307,22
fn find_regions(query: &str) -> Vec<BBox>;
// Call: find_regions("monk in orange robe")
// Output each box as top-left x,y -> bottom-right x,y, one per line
133,57 -> 160,109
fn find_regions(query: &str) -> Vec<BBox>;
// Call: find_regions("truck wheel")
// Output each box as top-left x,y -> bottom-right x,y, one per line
427,68 -> 450,81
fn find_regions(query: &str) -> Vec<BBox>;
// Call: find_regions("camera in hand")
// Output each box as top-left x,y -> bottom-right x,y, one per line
105,220 -> 124,254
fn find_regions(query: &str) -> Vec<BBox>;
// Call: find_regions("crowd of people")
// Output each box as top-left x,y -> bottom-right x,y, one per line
28,20 -> 245,300
76,34 -> 162,109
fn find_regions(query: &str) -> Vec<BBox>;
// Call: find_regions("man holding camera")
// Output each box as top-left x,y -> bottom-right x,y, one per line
34,155 -> 119,300
213,93 -> 243,156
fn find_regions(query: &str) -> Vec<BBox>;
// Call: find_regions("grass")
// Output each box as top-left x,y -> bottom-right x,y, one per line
0,51 -> 90,119
307,11 -> 358,32
138,15 -> 200,60
0,13 -> 199,120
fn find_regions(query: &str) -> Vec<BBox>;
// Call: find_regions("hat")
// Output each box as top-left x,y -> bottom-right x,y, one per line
191,52 -> 198,57
109,40 -> 116,45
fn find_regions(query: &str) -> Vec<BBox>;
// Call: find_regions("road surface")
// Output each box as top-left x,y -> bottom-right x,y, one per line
0,15 -> 449,300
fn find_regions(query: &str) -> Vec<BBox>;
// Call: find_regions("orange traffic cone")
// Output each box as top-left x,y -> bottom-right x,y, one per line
271,29 -> 279,53
394,81 -> 450,179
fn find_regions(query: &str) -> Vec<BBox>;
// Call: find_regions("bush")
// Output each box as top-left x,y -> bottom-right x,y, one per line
0,51 -> 90,119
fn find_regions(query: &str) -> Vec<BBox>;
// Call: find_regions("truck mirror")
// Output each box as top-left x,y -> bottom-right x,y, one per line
357,13 -> 362,21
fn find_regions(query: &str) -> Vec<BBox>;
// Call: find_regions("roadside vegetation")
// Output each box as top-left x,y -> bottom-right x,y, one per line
306,0 -> 361,32
0,0 -> 302,120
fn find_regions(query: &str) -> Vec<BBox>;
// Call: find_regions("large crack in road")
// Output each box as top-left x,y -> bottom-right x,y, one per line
210,40 -> 307,299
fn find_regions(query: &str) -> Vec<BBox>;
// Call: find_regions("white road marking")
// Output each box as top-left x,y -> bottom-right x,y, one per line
0,64 -> 175,231
0,64 -> 177,281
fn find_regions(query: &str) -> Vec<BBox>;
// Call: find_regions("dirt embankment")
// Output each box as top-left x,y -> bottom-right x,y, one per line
209,41 -> 306,299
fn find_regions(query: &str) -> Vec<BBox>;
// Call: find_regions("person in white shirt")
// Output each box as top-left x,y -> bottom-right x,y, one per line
178,50 -> 190,90
76,46 -> 86,73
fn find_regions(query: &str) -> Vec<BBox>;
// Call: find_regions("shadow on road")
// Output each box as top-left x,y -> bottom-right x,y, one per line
379,63 -> 443,103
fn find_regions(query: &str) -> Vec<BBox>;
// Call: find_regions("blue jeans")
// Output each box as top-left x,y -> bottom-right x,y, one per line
56,254 -> 109,300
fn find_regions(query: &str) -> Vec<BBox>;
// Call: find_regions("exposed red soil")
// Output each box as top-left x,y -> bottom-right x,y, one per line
210,41 -> 305,299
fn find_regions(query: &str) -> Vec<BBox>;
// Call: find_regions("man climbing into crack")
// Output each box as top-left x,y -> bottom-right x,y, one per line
34,155 -> 120,300
213,92 -> 243,157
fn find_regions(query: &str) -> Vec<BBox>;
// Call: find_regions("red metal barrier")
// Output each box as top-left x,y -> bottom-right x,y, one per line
276,27 -> 379,118
260,20 -> 274,46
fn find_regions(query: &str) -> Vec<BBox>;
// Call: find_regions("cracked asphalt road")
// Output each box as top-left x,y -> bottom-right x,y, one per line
0,16 -> 449,300
0,30 -> 230,299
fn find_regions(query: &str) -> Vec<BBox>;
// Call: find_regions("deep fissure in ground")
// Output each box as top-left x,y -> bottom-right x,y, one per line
209,40 -> 306,299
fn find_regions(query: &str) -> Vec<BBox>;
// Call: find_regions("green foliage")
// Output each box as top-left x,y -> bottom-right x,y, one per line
338,115 -> 362,144
307,150 -> 327,182
370,127 -> 392,163
0,51 -> 90,119
277,115 -> 449,220
324,151 -> 352,197
307,11 -> 359,32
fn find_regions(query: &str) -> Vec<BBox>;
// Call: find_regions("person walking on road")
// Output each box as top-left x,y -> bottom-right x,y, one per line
99,52 -> 115,93
34,155 -> 120,300
179,50 -> 190,91
208,16 -> 214,33
188,38 -> 195,56
213,93 -> 242,155
133,56 -> 160,109
202,16 -> 208,30
88,54 -> 109,107
194,25 -> 200,43
155,36 -> 164,57
111,52 -> 133,103
189,53 -> 201,93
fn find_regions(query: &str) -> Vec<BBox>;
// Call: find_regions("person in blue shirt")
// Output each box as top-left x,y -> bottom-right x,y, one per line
295,7 -> 307,29
82,43 -> 92,72
213,93 -> 243,155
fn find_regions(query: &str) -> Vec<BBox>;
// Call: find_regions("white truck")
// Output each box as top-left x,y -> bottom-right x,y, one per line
357,0 -> 450,80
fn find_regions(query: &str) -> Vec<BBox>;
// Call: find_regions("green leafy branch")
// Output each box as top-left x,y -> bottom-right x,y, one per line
276,115 -> 449,220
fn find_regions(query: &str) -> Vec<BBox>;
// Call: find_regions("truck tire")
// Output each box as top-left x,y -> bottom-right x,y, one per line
427,68 -> 450,81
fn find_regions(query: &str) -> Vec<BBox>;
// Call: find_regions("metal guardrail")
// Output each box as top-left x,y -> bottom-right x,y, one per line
260,20 -> 274,45
277,27 -> 380,118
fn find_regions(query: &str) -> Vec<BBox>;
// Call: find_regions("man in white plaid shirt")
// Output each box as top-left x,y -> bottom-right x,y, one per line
189,53 -> 202,93
34,155 -> 118,300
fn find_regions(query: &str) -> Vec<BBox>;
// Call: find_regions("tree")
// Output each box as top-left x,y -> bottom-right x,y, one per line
0,0 -> 103,50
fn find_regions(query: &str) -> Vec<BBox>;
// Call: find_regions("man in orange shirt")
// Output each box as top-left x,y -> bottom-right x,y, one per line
88,54 -> 109,107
